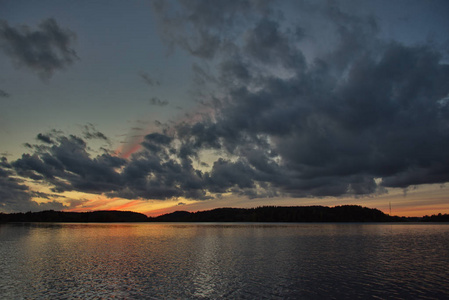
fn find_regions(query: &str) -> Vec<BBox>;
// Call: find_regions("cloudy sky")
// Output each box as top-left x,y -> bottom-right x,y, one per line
1,0 -> 449,216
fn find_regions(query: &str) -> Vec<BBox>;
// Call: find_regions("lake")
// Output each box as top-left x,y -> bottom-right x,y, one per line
1,223 -> 448,299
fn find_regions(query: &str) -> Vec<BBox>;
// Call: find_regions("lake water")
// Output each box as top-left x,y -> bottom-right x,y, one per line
1,223 -> 448,299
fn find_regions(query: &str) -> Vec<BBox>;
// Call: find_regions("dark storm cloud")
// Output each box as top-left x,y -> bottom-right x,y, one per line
0,157 -> 71,213
2,1 -> 449,212
12,133 -> 127,194
205,158 -> 256,192
0,18 -> 78,79
106,134 -> 209,200
243,17 -> 305,69
150,0 -> 449,197
204,42 -> 449,195
8,130 -> 208,202
0,171 -> 32,212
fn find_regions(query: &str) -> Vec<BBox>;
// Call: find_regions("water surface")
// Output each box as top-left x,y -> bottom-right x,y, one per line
1,223 -> 448,299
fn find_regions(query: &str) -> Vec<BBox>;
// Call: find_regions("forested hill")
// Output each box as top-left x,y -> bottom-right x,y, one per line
150,205 -> 398,222
0,210 -> 148,223
1,206 -> 448,223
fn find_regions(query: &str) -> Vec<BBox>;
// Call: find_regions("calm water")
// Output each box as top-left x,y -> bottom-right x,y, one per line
1,223 -> 448,299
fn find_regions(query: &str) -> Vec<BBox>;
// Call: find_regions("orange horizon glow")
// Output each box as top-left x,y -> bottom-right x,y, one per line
64,203 -> 449,218
65,197 -> 145,213
386,205 -> 449,218
58,184 -> 449,218
64,196 -> 194,217
143,206 -> 185,217
64,198 -> 449,218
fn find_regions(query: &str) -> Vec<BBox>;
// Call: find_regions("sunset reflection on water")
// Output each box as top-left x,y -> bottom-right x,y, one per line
1,223 -> 449,299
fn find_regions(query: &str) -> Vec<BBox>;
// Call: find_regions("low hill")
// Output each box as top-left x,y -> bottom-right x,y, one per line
150,205 -> 397,222
0,210 -> 148,222
3,205 -> 445,223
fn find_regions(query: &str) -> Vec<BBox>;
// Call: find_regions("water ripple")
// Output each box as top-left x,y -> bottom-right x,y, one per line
1,223 -> 448,299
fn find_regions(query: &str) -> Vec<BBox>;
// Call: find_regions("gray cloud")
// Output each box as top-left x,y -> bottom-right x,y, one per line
12,132 -> 127,194
149,0 -> 449,197
0,89 -> 10,98
0,157 -> 72,213
201,42 -> 449,195
150,0 -> 271,59
82,123 -> 111,145
140,72 -> 161,86
2,1 -> 449,212
243,17 -> 305,69
149,97 -> 169,106
0,158 -> 31,212
9,130 -> 209,203
0,18 -> 78,79
37,133 -> 53,144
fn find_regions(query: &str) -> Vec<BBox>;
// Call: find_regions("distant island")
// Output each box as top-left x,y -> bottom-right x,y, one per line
0,210 -> 148,223
1,205 -> 448,223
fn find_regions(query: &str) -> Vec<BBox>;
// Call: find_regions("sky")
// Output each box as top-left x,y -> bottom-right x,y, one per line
1,0 -> 449,217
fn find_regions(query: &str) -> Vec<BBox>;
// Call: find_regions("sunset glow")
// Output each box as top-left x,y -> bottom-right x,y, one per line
1,0 -> 449,218
116,142 -> 143,160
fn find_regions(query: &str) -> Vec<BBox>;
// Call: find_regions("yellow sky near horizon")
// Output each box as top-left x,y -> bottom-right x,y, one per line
47,183 -> 449,218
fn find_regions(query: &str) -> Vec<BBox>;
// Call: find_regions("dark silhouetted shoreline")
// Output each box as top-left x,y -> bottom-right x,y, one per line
0,210 -> 148,223
1,205 -> 448,223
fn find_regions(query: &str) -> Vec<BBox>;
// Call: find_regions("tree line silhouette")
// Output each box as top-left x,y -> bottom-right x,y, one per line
150,205 -> 394,222
1,205 -> 448,223
0,210 -> 148,223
